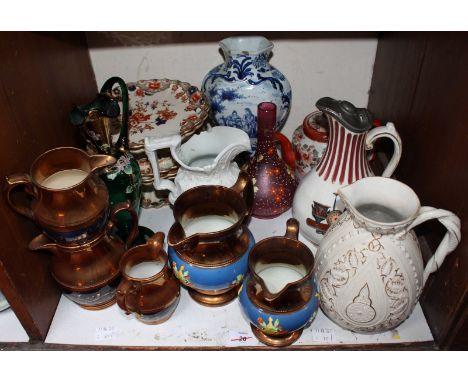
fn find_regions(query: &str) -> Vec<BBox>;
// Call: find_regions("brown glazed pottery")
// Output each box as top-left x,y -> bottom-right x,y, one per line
247,102 -> 297,219
167,172 -> 255,307
238,218 -> 320,347
28,201 -> 138,295
117,232 -> 181,324
4,147 -> 116,245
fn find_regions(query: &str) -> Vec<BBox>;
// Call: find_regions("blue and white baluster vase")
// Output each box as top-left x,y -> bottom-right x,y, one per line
201,36 -> 292,152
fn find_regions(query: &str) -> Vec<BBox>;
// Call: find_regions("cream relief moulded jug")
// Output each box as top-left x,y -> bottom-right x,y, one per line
144,126 -> 251,204
315,177 -> 461,333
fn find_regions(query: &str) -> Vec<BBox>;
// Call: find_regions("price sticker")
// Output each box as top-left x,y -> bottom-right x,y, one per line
311,327 -> 335,343
95,325 -> 118,341
225,330 -> 258,347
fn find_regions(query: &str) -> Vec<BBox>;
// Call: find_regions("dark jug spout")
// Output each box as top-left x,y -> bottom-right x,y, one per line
167,222 -> 200,253
28,234 -> 59,255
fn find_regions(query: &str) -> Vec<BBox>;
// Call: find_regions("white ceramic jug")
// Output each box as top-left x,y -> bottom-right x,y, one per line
144,126 -> 251,204
315,176 -> 461,333
292,97 -> 402,245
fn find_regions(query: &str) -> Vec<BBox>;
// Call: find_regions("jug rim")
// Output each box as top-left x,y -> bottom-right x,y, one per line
338,177 -> 421,229
220,36 -> 273,56
171,183 -> 248,238
177,220 -> 243,241
30,147 -> 98,192
169,226 -> 252,268
120,233 -> 168,282
248,235 -> 314,306
121,251 -> 169,283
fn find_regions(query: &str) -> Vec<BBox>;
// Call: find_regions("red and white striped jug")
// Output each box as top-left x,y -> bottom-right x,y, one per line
292,97 -> 402,245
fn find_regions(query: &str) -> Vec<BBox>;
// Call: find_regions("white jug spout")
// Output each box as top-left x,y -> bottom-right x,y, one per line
216,138 -> 251,165
178,126 -> 251,171
337,177 -> 421,232
214,127 -> 251,168
335,182 -> 355,210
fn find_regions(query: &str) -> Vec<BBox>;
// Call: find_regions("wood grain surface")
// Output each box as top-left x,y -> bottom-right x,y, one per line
0,32 -> 97,340
368,32 -> 468,350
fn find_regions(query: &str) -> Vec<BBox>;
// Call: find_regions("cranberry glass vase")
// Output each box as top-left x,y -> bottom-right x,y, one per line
247,102 -> 297,219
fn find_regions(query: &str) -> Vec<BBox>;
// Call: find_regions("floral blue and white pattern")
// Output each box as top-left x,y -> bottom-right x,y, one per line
202,37 -> 291,151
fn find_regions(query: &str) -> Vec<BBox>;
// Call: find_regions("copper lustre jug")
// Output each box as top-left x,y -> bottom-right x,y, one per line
167,172 -> 255,306
117,232 -> 181,324
239,218 -> 319,347
4,147 -> 116,245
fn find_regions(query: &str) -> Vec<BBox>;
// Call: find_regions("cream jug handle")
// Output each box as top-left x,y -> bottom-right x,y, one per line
144,135 -> 181,194
404,206 -> 461,287
365,122 -> 402,177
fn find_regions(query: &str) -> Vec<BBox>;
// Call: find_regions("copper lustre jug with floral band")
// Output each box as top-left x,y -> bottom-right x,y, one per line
239,218 -> 320,347
4,146 -> 115,245
292,97 -> 403,245
167,172 -> 255,307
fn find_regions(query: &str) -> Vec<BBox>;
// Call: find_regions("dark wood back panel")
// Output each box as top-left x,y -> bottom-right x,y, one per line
0,32 -> 97,340
368,32 -> 468,349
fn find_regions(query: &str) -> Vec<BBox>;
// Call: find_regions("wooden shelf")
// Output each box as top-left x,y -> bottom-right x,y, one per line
1,32 -> 464,349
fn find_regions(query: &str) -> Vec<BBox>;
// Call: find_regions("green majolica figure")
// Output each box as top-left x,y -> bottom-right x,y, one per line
70,77 -> 142,242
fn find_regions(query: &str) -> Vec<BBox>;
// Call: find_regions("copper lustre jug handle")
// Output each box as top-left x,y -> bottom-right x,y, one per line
284,218 -> 300,240
117,281 -> 141,314
147,232 -> 165,252
108,201 -> 139,248
230,171 -> 253,216
4,173 -> 36,220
